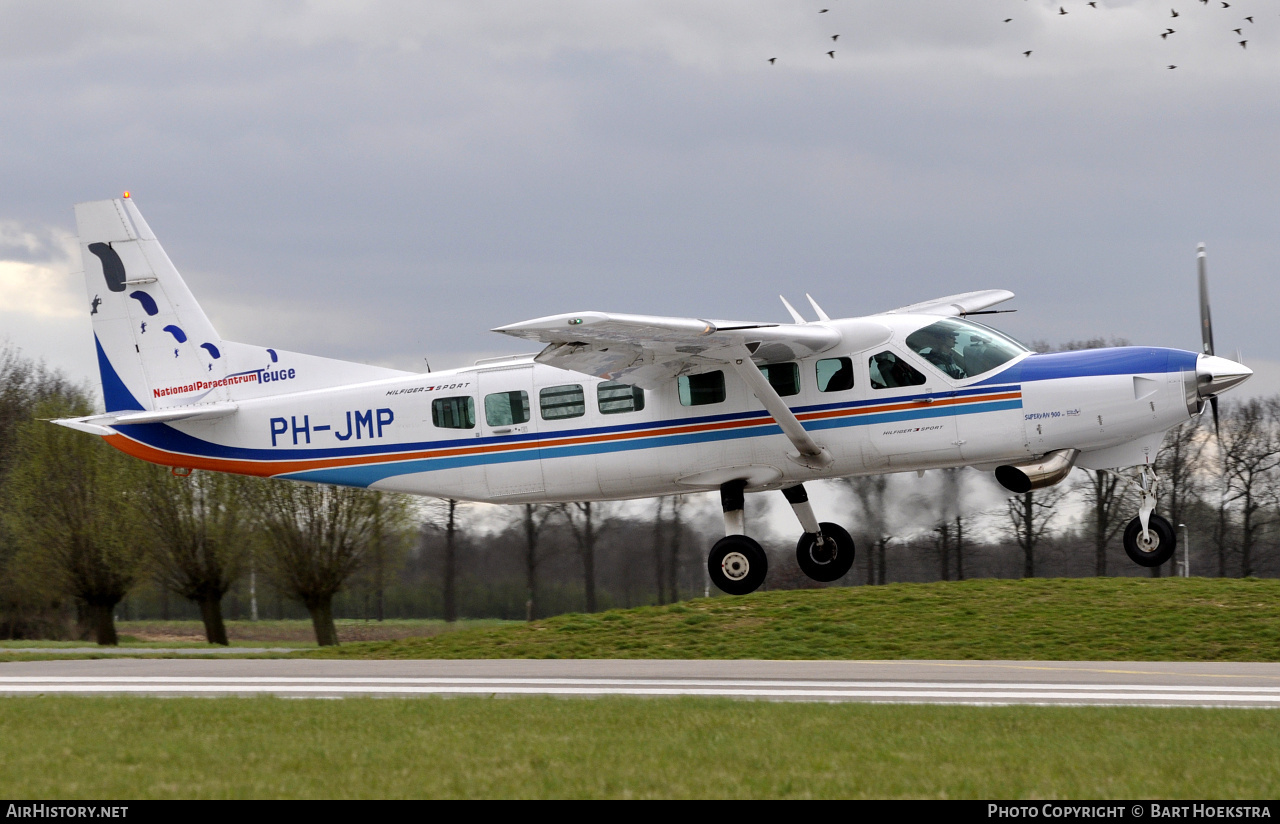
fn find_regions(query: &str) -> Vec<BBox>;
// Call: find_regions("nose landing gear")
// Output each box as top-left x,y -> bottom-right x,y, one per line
1118,465 -> 1178,568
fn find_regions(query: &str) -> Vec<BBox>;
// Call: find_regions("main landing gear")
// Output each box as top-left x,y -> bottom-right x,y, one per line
706,481 -> 856,595
1119,465 -> 1178,568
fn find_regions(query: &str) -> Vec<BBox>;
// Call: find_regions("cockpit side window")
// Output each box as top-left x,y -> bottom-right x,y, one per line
868,351 -> 926,390
904,318 -> 1028,380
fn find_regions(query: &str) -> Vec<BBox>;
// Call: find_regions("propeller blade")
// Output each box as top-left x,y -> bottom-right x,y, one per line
1211,395 -> 1220,439
1198,242 -> 1215,356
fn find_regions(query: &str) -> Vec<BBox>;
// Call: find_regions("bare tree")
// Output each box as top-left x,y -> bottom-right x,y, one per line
562,501 -> 615,613
521,503 -> 557,620
667,495 -> 685,601
1078,469 -> 1133,577
0,346 -> 90,639
651,497 -> 668,603
1154,418 -> 1207,577
440,499 -> 460,622
255,483 -> 410,645
1218,399 -> 1280,578
5,399 -> 148,644
1004,484 -> 1071,578
133,467 -> 255,644
840,475 -> 888,584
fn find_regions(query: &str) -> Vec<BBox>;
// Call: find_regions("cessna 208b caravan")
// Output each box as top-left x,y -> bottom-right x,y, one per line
56,196 -> 1254,594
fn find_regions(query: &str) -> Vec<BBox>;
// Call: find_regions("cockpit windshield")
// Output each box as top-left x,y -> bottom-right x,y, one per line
904,318 -> 1029,380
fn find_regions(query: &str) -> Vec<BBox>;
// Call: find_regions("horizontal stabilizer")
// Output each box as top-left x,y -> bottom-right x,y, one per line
53,402 -> 237,433
884,289 -> 1015,317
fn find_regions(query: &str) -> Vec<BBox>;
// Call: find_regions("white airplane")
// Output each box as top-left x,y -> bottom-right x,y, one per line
56,196 -> 1253,594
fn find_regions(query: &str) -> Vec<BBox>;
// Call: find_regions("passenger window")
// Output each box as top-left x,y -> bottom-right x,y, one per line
484,390 -> 530,427
540,384 -> 585,420
868,351 -> 926,390
678,371 -> 726,406
816,357 -> 854,393
432,396 -> 475,429
758,363 -> 800,397
598,381 -> 645,415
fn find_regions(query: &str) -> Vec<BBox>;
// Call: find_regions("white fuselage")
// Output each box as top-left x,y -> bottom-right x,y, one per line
107,315 -> 1197,502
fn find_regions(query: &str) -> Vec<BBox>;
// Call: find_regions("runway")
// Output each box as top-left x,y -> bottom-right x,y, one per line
3,659 -> 1280,706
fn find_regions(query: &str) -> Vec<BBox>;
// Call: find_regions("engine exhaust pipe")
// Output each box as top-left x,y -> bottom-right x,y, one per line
995,448 -> 1080,494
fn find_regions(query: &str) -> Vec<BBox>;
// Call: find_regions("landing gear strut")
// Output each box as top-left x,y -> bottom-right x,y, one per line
783,484 -> 855,582
707,480 -> 769,595
1118,465 -> 1178,568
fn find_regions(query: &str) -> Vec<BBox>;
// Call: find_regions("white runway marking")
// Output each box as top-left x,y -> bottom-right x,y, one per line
3,675 -> 1280,705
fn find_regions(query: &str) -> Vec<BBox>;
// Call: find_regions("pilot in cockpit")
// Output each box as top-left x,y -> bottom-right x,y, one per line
918,327 -> 968,379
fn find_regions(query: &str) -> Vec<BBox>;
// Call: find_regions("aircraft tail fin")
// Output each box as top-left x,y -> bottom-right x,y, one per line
74,196 -> 411,413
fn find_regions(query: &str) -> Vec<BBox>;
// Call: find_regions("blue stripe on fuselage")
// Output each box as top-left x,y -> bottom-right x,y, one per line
973,347 -> 1197,386
274,397 -> 1027,487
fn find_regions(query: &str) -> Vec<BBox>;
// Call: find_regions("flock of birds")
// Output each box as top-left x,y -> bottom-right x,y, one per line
767,1 -> 1267,70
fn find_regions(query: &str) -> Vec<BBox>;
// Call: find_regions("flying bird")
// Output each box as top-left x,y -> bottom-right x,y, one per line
1004,18 -> 1012,22
1161,30 -> 1173,38
1023,50 -> 1032,57
1089,2 -> 1097,6
1168,65 -> 1178,69
831,34 -> 839,41
1171,8 -> 1179,17
1234,28 -> 1242,34
1244,16 -> 1253,22
1059,7 -> 1068,14
1239,40 -> 1247,48
827,50 -> 835,58
819,8 -> 828,12
768,57 -> 776,64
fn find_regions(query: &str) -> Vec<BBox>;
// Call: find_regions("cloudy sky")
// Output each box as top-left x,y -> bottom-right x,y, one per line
3,0 -> 1280,401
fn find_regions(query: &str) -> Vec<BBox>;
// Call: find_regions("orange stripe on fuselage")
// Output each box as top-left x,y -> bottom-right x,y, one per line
103,389 -> 1022,477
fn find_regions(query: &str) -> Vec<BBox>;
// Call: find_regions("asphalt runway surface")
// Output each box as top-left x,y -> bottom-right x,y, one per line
2,659 -> 1280,706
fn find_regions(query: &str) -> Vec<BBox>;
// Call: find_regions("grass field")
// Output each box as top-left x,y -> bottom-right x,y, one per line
0,696 -> 1276,799
303,577 -> 1280,661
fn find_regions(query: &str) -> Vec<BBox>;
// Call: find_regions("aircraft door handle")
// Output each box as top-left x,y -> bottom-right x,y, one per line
492,427 -> 513,434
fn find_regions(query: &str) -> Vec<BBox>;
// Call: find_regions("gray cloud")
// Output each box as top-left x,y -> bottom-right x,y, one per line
2,0 -> 1277,386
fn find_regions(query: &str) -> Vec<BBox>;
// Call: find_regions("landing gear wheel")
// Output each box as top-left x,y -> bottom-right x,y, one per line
796,522 -> 856,582
708,535 -> 769,595
1123,514 -> 1177,568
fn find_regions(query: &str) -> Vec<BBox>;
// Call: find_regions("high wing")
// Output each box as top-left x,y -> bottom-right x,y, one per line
494,311 -> 846,468
882,289 -> 1015,317
493,311 -> 841,390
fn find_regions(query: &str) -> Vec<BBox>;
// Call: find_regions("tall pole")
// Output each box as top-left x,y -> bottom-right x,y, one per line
249,559 -> 259,622
1178,523 -> 1191,578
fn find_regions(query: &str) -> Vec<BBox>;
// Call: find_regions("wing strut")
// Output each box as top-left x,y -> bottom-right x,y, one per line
723,346 -> 833,470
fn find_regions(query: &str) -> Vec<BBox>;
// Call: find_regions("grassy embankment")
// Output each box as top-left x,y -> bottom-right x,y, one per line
1,696 -> 1277,799
305,577 -> 1280,661
0,619 -> 511,656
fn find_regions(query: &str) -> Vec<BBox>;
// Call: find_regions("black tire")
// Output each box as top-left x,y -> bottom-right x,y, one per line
707,535 -> 769,595
796,522 -> 856,582
1123,514 -> 1177,567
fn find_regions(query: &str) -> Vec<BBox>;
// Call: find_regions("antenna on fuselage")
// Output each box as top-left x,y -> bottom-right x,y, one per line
779,295 -> 807,324
806,294 -> 831,322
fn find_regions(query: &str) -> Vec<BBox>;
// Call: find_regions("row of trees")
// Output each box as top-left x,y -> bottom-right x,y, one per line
0,344 -> 417,645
